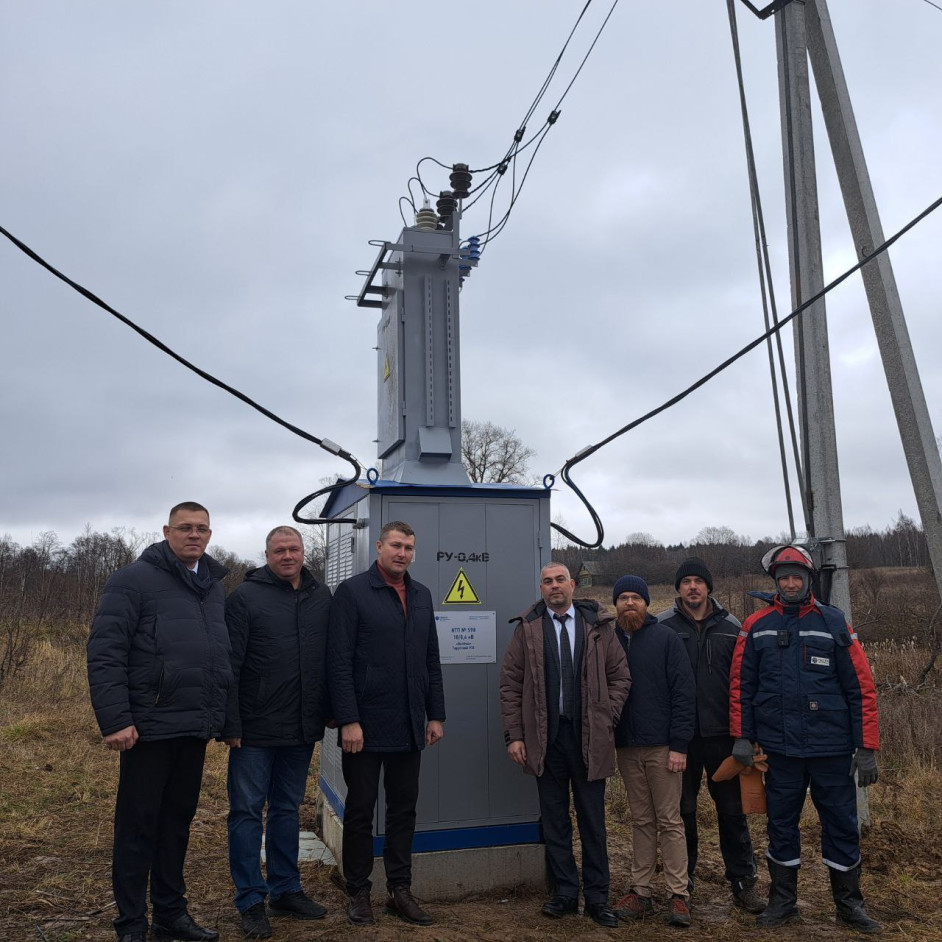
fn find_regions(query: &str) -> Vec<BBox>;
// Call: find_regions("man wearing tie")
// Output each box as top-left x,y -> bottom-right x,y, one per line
500,562 -> 630,928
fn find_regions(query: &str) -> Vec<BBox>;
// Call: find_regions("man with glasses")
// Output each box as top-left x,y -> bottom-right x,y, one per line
88,502 -> 232,942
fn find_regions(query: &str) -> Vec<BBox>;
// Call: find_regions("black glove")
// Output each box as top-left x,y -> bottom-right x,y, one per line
731,738 -> 755,767
851,748 -> 878,787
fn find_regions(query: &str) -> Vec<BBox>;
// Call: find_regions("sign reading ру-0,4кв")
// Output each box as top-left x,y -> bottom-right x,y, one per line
435,611 -> 496,664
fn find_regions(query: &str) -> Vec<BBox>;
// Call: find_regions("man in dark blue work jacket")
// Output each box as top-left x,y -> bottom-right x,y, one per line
328,520 -> 446,928
730,545 -> 881,933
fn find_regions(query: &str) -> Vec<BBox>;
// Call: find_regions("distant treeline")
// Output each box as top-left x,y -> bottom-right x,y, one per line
0,528 -> 254,635
0,511 -> 931,634
552,512 -> 932,587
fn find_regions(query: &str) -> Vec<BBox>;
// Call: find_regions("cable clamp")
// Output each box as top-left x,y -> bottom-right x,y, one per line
319,439 -> 343,456
547,109 -> 561,125
514,126 -> 526,143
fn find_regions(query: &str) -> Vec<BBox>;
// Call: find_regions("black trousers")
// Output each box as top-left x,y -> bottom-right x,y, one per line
536,718 -> 609,905
680,735 -> 756,885
341,750 -> 422,894
112,737 -> 207,935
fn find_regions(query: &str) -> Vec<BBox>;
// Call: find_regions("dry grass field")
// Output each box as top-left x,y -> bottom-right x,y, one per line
2,575 -> 941,941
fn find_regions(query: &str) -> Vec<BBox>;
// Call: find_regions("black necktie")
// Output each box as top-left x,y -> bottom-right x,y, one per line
556,613 -> 575,720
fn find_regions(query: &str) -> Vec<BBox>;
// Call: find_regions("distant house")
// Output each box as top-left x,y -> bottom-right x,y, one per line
575,560 -> 612,588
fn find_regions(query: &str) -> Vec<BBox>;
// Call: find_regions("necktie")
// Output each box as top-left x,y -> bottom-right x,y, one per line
556,613 -> 575,720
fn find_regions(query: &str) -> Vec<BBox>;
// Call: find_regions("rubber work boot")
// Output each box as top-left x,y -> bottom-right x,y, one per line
732,875 -> 767,914
828,865 -> 882,934
756,860 -> 800,928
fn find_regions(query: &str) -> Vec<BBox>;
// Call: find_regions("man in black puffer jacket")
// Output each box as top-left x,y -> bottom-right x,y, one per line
87,502 -> 230,942
222,525 -> 332,938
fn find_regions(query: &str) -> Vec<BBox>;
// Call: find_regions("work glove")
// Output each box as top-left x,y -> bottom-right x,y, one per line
731,737 -> 756,767
851,748 -> 878,787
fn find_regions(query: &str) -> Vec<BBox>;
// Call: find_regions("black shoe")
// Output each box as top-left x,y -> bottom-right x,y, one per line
585,902 -> 618,928
541,895 -> 578,918
269,889 -> 327,920
757,860 -> 800,928
151,911 -> 219,941
347,888 -> 375,926
240,903 -> 271,939
385,886 -> 434,926
829,865 -> 882,934
117,934 -> 147,942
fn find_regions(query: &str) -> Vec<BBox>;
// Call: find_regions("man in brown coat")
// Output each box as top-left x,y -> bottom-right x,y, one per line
500,562 -> 630,928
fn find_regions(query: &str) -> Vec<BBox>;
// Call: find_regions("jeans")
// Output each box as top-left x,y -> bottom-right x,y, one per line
227,743 -> 315,912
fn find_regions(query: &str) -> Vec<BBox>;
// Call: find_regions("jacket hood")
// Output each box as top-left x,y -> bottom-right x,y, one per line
140,540 -> 229,581
512,596 -> 614,629
243,564 -> 318,591
749,589 -> 819,616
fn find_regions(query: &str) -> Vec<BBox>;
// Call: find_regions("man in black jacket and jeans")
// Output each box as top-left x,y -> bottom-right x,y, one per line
657,558 -> 765,914
328,521 -> 446,928
87,502 -> 230,942
223,526 -> 332,939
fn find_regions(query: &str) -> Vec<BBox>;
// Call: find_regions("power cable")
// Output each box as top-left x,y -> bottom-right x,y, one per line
0,224 -> 363,521
549,191 -> 942,548
727,0 -> 803,541
918,0 -> 942,12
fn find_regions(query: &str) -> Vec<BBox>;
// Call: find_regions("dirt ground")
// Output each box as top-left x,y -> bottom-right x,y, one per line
4,731 -> 941,942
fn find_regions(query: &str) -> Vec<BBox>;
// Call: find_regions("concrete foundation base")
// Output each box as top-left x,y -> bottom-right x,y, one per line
316,794 -> 546,901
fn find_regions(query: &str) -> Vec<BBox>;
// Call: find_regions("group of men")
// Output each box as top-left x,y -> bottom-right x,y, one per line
499,549 -> 881,934
88,506 -> 443,941
87,502 -> 881,940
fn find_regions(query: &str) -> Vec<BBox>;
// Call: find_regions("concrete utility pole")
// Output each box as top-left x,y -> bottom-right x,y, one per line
775,0 -> 942,823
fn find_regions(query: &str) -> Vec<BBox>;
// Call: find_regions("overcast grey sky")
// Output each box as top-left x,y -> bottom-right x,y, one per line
2,1 -> 940,564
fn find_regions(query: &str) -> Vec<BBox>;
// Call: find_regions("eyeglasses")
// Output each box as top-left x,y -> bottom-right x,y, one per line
168,524 -> 211,535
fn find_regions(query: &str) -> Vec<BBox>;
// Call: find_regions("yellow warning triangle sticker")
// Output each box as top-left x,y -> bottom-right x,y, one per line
443,567 -> 481,605
383,356 -> 391,381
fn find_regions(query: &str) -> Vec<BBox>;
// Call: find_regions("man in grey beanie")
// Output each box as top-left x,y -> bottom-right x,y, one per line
657,558 -> 766,914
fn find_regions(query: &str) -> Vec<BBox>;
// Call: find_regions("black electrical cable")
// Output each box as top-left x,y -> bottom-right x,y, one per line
919,0 -> 942,11
0,224 -> 363,520
551,0 -> 620,111
727,0 -> 802,540
550,191 -> 942,548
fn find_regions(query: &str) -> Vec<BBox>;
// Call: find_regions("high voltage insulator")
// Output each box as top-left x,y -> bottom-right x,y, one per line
458,235 -> 481,288
414,199 -> 439,230
449,163 -> 472,200
436,190 -> 457,222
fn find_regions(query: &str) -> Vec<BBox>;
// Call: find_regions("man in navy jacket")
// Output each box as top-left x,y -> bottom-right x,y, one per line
611,575 -> 695,928
328,521 -> 446,928
223,526 -> 332,938
87,502 -> 229,942
731,545 -> 881,932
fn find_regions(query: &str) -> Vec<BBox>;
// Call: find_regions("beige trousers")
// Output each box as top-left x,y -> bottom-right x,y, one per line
617,745 -> 689,899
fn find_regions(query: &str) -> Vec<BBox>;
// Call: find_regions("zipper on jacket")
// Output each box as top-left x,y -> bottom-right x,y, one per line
155,663 -> 165,706
595,636 -> 602,701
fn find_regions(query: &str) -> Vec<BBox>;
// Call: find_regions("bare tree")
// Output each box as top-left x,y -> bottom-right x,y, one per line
461,419 -> 535,484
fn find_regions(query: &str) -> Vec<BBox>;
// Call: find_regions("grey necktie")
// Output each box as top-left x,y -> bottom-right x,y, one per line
556,613 -> 575,720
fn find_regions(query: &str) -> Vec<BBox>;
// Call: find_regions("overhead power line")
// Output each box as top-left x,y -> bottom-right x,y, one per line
550,191 -> 942,549
0,224 -> 363,498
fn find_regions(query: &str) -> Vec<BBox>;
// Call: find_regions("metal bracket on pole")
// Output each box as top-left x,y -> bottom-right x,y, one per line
738,0 -> 798,20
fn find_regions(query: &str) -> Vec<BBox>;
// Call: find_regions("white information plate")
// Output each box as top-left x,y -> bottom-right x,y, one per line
435,611 -> 497,664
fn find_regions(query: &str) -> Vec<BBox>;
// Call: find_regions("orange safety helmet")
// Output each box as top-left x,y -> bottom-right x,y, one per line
760,544 -> 815,577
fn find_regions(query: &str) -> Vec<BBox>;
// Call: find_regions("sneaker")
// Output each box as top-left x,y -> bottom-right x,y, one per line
666,895 -> 691,929
614,892 -> 655,920
240,903 -> 271,939
268,890 -> 327,920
